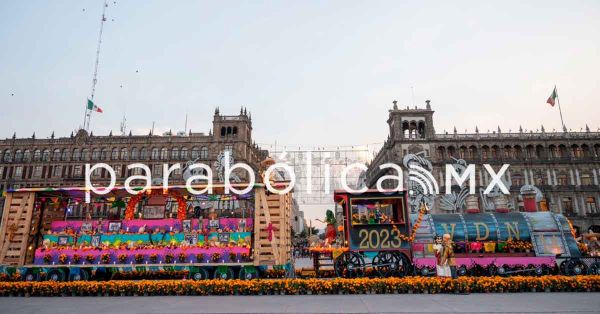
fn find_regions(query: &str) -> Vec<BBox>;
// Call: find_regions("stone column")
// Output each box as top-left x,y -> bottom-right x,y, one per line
570,169 -> 575,186
524,168 -> 529,185
553,169 -> 558,186
593,169 -> 599,186
575,169 -> 581,186
547,169 -> 552,185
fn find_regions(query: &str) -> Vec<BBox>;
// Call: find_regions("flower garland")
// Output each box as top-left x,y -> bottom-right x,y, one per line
394,203 -> 427,243
124,189 -> 187,220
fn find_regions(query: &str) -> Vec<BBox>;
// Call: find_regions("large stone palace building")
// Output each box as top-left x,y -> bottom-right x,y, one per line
0,108 -> 267,191
365,100 -> 600,231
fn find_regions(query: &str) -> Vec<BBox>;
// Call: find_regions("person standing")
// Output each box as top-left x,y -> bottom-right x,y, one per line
442,233 -> 457,279
433,235 -> 449,277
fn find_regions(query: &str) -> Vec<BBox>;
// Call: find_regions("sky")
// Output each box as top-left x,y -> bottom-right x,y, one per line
1,1 -> 600,227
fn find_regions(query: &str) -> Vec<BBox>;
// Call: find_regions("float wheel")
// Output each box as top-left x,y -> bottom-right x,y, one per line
372,252 -> 400,277
334,252 -> 364,278
213,266 -> 235,280
189,268 -> 209,280
566,260 -> 587,276
239,266 -> 259,280
587,263 -> 600,275
47,269 -> 66,282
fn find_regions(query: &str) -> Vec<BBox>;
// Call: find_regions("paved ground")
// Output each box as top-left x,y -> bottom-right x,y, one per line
1,293 -> 599,314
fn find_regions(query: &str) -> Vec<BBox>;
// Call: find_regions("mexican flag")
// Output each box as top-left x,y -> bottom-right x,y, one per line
546,87 -> 557,107
87,99 -> 103,113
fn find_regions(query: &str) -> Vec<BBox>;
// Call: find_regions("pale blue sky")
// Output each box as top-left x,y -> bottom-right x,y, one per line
1,0 -> 599,147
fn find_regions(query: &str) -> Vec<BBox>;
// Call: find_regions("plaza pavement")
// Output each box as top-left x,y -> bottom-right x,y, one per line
1,293 -> 598,314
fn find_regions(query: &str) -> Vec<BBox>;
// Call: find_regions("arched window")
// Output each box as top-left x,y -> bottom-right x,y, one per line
180,147 -> 188,159
514,146 -> 522,159
23,150 -> 31,162
191,147 -> 200,159
130,148 -> 138,160
92,148 -> 100,160
61,148 -> 70,161
200,146 -> 208,159
81,149 -> 90,161
42,149 -> 50,161
2,150 -> 12,162
227,127 -> 232,135
72,149 -> 81,161
120,148 -> 128,160
101,148 -> 109,160
160,147 -> 168,160
233,126 -> 238,136
171,147 -> 179,159
111,148 -> 119,160
33,149 -> 41,161
220,127 -> 226,137
14,150 -> 23,162
481,146 -> 489,160
151,148 -> 159,160
447,146 -> 456,158
52,149 -> 61,161
140,148 -> 148,160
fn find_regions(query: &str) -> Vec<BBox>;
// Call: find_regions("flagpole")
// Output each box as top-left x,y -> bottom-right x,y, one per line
85,0 -> 108,132
555,85 -> 566,132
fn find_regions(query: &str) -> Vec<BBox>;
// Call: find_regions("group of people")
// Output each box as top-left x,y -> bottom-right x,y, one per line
433,234 -> 457,278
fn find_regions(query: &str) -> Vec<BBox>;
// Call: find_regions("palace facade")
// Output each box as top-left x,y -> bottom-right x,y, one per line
0,108 -> 267,192
364,100 -> 600,231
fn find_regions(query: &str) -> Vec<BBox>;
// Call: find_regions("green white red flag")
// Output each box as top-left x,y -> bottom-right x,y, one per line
546,87 -> 557,107
87,99 -> 103,113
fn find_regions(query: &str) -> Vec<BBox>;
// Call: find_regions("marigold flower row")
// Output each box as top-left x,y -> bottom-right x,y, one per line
1,276 -> 599,296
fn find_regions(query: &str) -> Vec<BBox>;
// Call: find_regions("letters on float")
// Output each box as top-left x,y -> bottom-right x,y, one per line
438,220 -> 522,242
473,222 -> 489,241
504,222 -> 520,240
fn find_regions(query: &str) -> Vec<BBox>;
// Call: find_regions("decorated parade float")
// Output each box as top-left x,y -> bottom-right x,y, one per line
0,183 -> 293,281
309,189 -> 598,278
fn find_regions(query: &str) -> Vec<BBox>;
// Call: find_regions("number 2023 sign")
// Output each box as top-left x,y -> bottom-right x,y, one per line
349,224 -> 410,251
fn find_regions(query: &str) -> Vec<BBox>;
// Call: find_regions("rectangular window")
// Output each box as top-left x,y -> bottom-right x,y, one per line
33,166 -> 42,178
14,166 -> 23,178
153,164 -> 162,176
114,165 -> 122,177
53,166 -> 62,177
73,165 -> 82,176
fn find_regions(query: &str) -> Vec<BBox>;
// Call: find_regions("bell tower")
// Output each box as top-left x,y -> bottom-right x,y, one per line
212,107 -> 253,143
388,100 -> 435,141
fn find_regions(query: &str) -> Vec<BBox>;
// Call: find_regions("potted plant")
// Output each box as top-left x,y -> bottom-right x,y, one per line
58,254 -> 68,264
178,252 -> 187,263
134,253 -> 145,264
165,253 -> 175,264
118,253 -> 128,264
196,253 -> 205,263
100,253 -> 111,264
85,254 -> 95,264
43,254 -> 53,265
149,253 -> 158,263
72,254 -> 82,264
211,252 -> 221,263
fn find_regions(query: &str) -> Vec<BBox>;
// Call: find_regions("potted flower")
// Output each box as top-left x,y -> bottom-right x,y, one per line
229,252 -> 237,262
118,253 -> 128,264
178,252 -> 187,263
100,253 -> 111,264
58,253 -> 68,264
85,254 -> 95,264
241,252 -> 251,262
211,252 -> 221,263
134,253 -> 145,264
165,253 -> 175,264
43,254 -> 53,264
196,253 -> 205,263
72,254 -> 82,264
149,253 -> 158,263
